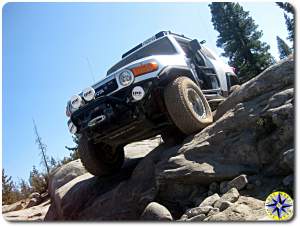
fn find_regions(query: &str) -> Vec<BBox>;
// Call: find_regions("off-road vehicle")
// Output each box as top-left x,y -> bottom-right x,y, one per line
66,31 -> 239,176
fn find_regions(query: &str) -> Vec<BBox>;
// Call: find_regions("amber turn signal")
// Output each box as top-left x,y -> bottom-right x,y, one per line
131,62 -> 158,77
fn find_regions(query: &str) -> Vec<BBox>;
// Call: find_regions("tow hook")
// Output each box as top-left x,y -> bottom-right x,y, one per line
88,115 -> 106,128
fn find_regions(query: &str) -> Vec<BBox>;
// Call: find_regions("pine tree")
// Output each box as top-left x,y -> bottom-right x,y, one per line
33,119 -> 50,175
50,156 -> 58,169
29,166 -> 47,194
276,2 -> 295,44
62,135 -> 79,165
65,135 -> 79,152
209,2 -> 275,82
2,169 -> 14,204
19,179 -> 32,199
276,36 -> 292,59
2,169 -> 21,204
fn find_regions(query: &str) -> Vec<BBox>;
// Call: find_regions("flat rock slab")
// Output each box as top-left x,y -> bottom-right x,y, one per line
125,136 -> 162,159
3,200 -> 51,221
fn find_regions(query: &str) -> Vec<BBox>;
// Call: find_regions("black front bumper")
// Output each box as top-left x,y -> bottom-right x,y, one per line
70,79 -> 169,145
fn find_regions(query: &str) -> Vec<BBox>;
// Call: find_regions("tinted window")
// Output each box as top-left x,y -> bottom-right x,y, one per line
176,40 -> 191,57
107,37 -> 177,75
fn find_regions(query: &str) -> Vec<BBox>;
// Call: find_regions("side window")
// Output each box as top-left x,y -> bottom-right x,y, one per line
176,40 -> 192,58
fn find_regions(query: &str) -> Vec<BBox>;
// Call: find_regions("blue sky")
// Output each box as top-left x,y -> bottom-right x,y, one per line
2,2 -> 290,183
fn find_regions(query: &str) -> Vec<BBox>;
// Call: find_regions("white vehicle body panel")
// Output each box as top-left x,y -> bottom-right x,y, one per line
67,32 -> 237,115
87,34 -> 234,96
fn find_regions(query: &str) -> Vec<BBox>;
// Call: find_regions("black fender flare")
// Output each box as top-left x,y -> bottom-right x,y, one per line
157,65 -> 200,87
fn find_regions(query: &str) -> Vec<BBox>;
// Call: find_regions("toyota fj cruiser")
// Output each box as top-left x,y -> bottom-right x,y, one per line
66,31 -> 239,176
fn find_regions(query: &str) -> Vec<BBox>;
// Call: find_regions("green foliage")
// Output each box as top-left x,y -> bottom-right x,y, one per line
276,36 -> 292,59
2,169 -> 22,205
61,135 -> 80,165
60,149 -> 79,165
19,179 -> 32,199
65,135 -> 79,152
2,169 -> 14,204
276,2 -> 295,44
50,156 -> 58,169
209,2 -> 274,82
29,166 -> 47,194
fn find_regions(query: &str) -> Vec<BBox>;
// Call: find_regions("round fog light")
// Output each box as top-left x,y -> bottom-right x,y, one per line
132,86 -> 145,101
82,87 -> 95,101
70,95 -> 82,109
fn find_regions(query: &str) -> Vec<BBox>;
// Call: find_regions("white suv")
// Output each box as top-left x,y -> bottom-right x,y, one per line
66,31 -> 239,176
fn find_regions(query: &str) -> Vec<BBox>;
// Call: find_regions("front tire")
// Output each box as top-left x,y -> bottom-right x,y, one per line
164,76 -> 213,135
78,136 -> 124,176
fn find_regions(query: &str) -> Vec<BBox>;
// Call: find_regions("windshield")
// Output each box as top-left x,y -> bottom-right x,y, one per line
107,37 -> 177,75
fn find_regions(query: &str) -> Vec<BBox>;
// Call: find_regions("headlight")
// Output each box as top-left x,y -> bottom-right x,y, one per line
82,87 -> 95,101
70,94 -> 82,109
119,70 -> 134,86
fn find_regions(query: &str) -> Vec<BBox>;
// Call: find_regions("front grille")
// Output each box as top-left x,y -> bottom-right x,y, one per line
95,78 -> 118,98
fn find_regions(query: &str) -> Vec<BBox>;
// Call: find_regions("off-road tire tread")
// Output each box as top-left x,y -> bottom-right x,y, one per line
78,136 -> 124,176
164,76 -> 213,134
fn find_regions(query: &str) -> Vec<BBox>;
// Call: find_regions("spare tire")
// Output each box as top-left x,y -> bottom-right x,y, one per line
78,136 -> 124,176
164,76 -> 213,134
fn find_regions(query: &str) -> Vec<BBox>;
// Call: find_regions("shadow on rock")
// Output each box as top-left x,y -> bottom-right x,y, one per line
45,58 -> 294,221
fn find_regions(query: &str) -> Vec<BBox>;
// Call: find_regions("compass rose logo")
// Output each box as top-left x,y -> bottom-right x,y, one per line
265,191 -> 293,221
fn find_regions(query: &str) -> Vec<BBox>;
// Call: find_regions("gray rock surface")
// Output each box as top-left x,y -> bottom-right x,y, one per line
219,188 -> 240,203
214,200 -> 232,212
3,200 -> 51,221
48,159 -> 87,199
227,174 -> 248,191
10,58 -> 291,222
185,206 -> 213,218
207,207 -> 219,216
124,136 -> 162,159
205,196 -> 267,221
199,193 -> 220,207
24,192 -> 42,209
187,214 -> 206,221
140,202 -> 173,221
24,198 -> 39,209
2,201 -> 24,214
29,192 -> 41,200
213,188 -> 239,212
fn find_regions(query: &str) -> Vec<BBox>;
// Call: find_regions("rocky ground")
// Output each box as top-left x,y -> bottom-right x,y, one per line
2,192 -> 50,221
3,58 -> 294,221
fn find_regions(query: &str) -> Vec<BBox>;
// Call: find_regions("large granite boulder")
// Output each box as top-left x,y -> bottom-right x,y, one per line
48,159 -> 87,199
44,58 -> 294,221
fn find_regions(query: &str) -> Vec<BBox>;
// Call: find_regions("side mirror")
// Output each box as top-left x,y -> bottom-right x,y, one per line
188,39 -> 201,52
